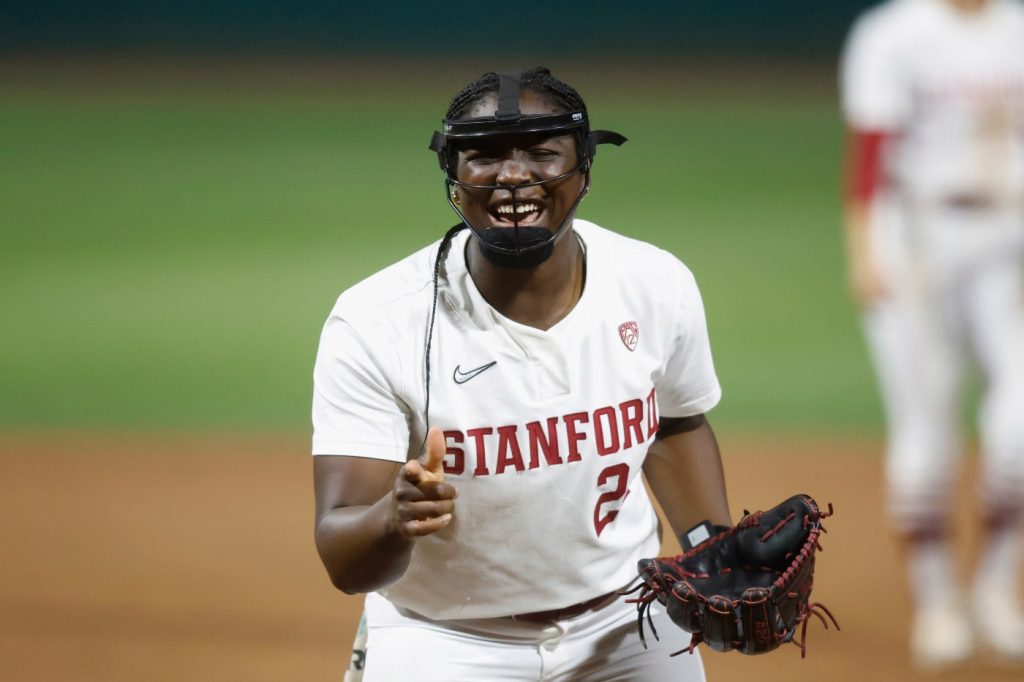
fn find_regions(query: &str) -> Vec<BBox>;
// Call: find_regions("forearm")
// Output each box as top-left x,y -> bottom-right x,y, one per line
842,127 -> 894,306
644,417 -> 731,538
843,201 -> 872,260
314,494 -> 414,594
313,435 -> 456,595
843,197 -> 892,307
842,126 -> 886,265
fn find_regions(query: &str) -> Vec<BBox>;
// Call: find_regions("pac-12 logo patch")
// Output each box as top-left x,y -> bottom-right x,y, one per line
618,321 -> 639,352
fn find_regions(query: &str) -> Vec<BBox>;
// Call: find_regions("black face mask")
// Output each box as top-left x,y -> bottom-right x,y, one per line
477,225 -> 556,269
429,71 -> 625,268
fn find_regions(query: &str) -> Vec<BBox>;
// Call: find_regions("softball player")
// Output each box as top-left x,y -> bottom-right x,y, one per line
840,0 -> 1024,669
312,67 -> 732,680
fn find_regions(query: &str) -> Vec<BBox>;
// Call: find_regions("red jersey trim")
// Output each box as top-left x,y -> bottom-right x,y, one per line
844,129 -> 890,204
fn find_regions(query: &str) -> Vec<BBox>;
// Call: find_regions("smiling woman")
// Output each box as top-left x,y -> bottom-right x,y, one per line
311,66 -> 732,682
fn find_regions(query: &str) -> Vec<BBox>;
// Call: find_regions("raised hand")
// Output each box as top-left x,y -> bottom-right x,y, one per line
391,427 -> 458,538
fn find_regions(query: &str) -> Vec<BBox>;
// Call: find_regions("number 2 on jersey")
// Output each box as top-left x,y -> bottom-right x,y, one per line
593,463 -> 630,536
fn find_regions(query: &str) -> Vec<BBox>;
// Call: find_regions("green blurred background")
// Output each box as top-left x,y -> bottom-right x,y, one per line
0,1 -> 884,435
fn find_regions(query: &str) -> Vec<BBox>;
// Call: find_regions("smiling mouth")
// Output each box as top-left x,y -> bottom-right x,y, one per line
491,201 -> 543,226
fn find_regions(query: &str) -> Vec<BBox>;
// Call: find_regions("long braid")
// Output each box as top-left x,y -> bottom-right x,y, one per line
421,222 -> 467,451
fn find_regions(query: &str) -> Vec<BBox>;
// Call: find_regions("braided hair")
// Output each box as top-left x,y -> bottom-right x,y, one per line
445,66 -> 588,120
421,221 -> 465,447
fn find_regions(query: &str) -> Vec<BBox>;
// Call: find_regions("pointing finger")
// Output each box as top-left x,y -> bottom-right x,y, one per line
421,426 -> 447,476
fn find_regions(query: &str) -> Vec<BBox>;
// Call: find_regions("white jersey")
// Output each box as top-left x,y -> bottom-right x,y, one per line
840,0 -> 1024,203
312,219 -> 721,620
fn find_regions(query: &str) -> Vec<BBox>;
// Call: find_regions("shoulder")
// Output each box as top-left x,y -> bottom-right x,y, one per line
575,218 -> 702,303
575,218 -> 692,277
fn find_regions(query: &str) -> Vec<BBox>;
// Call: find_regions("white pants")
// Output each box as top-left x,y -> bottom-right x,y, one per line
864,198 -> 1024,529
361,592 -> 706,682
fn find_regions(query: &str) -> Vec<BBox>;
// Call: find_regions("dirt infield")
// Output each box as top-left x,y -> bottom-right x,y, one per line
0,432 -> 1019,681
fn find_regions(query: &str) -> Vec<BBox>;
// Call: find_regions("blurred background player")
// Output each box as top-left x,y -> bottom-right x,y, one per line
840,0 -> 1024,670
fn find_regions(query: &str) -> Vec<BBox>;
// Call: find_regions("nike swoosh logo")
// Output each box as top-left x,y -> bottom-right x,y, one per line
453,361 -> 497,384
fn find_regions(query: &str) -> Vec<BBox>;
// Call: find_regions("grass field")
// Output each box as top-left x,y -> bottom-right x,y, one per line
0,59 -> 879,433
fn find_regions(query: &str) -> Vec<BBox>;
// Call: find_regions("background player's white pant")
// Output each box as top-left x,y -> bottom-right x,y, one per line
361,591 -> 706,682
864,199 -> 1024,529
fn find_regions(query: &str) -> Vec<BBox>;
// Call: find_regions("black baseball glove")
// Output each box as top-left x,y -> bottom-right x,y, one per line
628,493 -> 837,657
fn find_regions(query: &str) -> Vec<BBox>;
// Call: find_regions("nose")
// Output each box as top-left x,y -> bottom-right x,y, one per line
495,150 -> 532,186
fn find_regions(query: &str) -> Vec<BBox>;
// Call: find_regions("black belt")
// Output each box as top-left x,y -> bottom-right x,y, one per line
511,592 -> 618,623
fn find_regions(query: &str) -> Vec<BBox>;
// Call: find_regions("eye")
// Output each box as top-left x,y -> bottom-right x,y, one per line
528,147 -> 561,161
463,150 -> 499,165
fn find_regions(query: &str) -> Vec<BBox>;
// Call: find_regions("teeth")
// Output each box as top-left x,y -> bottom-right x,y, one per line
496,203 -> 539,215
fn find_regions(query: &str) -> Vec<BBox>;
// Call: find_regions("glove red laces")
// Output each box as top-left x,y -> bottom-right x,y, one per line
625,494 -> 838,657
